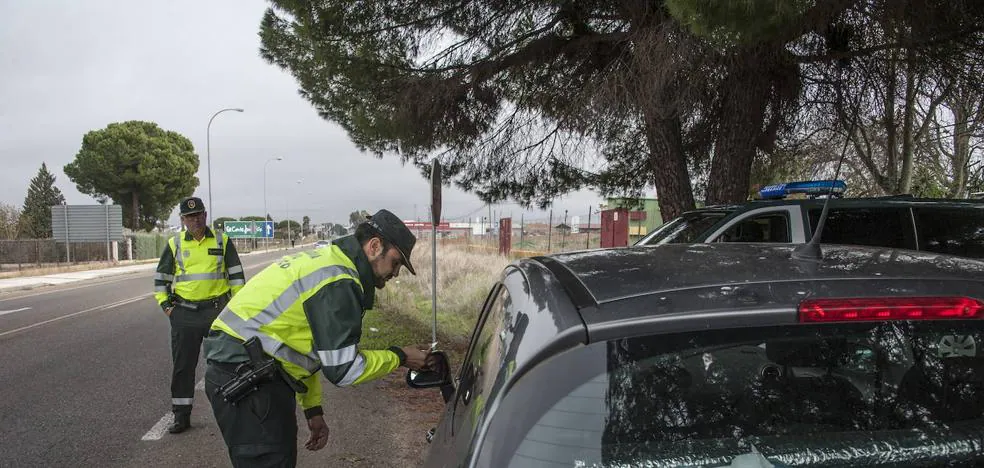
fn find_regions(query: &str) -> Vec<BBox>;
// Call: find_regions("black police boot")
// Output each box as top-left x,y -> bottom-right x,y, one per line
168,412 -> 191,434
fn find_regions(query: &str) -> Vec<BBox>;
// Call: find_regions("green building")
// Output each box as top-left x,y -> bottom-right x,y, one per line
602,197 -> 663,242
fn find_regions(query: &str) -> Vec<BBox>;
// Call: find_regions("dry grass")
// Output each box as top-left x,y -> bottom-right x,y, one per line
372,241 -> 511,353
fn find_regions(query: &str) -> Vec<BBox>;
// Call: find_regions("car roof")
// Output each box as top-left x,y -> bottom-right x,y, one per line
682,197 -> 984,216
547,244 -> 984,304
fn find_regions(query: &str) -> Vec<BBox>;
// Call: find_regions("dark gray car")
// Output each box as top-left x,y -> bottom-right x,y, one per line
412,243 -> 984,467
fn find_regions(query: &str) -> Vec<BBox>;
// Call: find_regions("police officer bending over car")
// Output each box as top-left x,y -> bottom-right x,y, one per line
202,209 -> 433,467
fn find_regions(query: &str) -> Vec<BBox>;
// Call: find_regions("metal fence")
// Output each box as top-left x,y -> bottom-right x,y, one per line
0,239 -> 129,271
0,233 -> 294,273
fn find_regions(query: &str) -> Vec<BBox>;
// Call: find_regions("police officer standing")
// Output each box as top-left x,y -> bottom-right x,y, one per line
153,196 -> 246,434
203,209 -> 432,466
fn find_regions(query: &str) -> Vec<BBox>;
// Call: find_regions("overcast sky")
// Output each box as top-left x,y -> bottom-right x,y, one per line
0,0 -> 618,228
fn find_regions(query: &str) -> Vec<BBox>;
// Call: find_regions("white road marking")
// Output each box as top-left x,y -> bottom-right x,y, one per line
0,278 -> 135,303
0,294 -> 151,338
142,378 -> 206,441
141,412 -> 174,441
0,307 -> 30,317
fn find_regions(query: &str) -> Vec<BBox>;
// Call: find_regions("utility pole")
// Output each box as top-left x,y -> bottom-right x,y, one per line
547,209 -> 553,253
520,213 -> 524,248
586,206 -> 592,249
561,209 -> 568,250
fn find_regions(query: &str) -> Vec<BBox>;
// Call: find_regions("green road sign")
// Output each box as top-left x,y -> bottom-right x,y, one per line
223,221 -> 254,238
224,221 -> 275,238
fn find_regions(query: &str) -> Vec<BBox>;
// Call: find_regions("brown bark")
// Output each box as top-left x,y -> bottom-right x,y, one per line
643,113 -> 694,220
706,55 -> 772,205
950,101 -> 972,198
884,54 -> 899,189
899,50 -> 918,194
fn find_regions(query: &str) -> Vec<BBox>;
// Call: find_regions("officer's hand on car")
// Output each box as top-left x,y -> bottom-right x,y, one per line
402,345 -> 432,371
304,414 -> 329,451
163,306 -> 173,317
425,353 -> 448,375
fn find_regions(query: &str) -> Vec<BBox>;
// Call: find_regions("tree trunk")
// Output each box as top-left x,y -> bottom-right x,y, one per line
884,53 -> 899,190
642,113 -> 694,220
706,55 -> 771,205
950,102 -> 971,198
899,50 -> 918,194
131,191 -> 140,230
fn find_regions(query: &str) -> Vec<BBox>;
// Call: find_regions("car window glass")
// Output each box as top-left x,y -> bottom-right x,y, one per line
458,286 -> 510,434
507,321 -> 984,467
645,212 -> 727,244
715,212 -> 790,243
808,208 -> 907,249
915,208 -> 984,258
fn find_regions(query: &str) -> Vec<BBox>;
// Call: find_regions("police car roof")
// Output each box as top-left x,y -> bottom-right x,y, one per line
680,196 -> 984,216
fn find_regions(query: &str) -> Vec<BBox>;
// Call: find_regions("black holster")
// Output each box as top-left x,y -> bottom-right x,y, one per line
214,337 -> 307,404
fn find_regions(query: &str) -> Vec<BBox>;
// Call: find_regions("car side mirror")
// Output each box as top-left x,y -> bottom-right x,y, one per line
406,351 -> 454,402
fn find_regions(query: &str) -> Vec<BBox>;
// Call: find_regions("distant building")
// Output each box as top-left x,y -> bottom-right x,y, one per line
602,197 -> 663,239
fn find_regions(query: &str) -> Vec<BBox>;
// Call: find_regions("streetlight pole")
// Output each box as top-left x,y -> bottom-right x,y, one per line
263,157 -> 282,251
206,107 -> 244,227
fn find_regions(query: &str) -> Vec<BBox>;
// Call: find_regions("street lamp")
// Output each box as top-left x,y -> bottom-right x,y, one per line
206,107 -> 244,226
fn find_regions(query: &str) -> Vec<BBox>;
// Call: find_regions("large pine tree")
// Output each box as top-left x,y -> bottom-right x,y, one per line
20,163 -> 66,238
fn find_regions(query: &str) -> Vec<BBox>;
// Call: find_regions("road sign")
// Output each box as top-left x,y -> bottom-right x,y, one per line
224,221 -> 253,238
225,221 -> 275,238
224,221 -> 274,239
260,221 -> 274,238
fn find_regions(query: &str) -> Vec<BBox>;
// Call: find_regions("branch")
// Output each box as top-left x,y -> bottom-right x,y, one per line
772,0 -> 857,45
916,86 -> 952,142
339,1 -> 472,38
794,27 -> 984,64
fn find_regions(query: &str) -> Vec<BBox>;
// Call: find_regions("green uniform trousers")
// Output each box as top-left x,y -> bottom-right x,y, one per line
205,359 -> 299,467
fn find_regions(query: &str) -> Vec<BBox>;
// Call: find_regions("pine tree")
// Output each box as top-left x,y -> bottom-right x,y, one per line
20,163 -> 66,238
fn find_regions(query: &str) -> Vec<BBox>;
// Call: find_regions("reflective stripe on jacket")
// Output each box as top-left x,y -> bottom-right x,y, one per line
154,227 -> 245,305
207,237 -> 398,410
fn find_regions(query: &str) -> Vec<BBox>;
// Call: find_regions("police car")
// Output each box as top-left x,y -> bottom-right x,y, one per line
410,242 -> 984,467
635,180 -> 984,259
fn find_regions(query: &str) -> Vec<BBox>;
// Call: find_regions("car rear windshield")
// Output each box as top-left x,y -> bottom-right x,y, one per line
509,320 -> 984,467
639,212 -> 729,245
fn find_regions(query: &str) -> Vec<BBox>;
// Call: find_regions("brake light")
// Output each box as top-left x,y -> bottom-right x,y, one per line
799,297 -> 984,323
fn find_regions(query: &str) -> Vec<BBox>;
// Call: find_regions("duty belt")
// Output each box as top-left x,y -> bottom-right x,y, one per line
173,293 -> 231,311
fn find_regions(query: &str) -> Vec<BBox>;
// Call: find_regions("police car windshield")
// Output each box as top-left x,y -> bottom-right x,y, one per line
509,320 -> 984,467
636,211 -> 728,245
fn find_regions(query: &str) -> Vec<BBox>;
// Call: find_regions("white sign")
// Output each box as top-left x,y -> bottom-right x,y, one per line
571,216 -> 581,234
472,217 -> 483,235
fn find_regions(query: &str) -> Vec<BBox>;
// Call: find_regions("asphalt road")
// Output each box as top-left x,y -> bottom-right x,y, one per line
0,247 -> 439,467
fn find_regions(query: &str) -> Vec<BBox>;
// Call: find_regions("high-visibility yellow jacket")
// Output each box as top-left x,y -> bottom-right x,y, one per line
154,228 -> 245,307
204,236 -> 401,417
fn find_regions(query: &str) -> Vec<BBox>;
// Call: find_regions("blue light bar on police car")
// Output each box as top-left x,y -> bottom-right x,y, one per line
759,180 -> 847,199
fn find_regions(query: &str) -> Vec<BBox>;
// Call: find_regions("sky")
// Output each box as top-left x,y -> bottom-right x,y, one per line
0,0 -> 616,228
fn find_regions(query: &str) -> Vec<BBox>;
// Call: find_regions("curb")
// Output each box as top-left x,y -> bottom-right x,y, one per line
0,245 -> 314,295
0,264 -> 158,295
